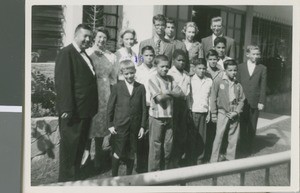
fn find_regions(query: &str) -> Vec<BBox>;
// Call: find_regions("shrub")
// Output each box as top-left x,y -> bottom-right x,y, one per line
31,70 -> 57,117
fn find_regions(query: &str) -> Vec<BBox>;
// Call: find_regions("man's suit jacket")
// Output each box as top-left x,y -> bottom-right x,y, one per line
201,35 -> 236,59
107,81 -> 147,131
237,62 -> 267,109
138,38 -> 174,64
55,43 -> 98,118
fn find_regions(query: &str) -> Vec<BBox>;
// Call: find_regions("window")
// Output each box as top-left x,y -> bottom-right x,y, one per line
32,5 -> 64,63
164,6 -> 192,40
220,10 -> 245,63
252,17 -> 292,95
82,5 -> 120,52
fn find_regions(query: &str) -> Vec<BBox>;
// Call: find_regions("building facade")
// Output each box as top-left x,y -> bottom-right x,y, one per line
31,5 -> 293,114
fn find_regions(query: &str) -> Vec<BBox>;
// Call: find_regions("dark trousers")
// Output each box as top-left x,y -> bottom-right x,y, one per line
58,117 -> 91,182
136,106 -> 150,173
191,112 -> 207,164
240,102 -> 259,155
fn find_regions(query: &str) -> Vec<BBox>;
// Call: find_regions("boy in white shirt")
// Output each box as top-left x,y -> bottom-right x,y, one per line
135,45 -> 156,173
190,58 -> 213,164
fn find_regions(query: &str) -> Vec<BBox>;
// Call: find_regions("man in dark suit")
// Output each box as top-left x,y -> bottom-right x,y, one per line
201,16 -> 236,59
138,14 -> 174,65
237,45 -> 267,157
55,24 -> 98,182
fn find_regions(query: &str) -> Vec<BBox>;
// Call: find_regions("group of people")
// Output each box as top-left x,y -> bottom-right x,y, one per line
54,14 -> 266,182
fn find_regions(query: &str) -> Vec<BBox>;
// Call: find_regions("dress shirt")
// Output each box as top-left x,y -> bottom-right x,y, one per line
217,56 -> 232,70
125,80 -> 134,95
222,73 -> 236,102
190,75 -> 213,113
136,63 -> 157,105
72,42 -> 95,75
247,60 -> 256,76
167,66 -> 190,96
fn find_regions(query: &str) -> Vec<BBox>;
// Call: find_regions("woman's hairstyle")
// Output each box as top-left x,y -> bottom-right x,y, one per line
118,28 -> 138,47
119,59 -> 136,73
93,26 -> 110,40
206,49 -> 219,59
181,22 -> 199,35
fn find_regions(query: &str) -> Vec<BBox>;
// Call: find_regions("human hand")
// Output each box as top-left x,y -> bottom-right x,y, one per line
226,112 -> 238,120
211,114 -> 217,123
108,127 -> 117,134
206,113 -> 211,123
138,128 -> 145,139
258,103 -> 264,111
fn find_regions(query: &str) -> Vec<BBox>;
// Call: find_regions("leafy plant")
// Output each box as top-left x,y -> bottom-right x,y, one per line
31,70 -> 57,117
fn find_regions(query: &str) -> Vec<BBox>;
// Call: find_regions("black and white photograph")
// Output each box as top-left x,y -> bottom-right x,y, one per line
24,0 -> 299,192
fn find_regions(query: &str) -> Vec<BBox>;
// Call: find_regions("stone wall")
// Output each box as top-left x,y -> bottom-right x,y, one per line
31,117 -> 59,185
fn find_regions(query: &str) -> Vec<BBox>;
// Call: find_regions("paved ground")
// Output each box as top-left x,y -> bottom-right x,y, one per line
35,112 -> 292,186
81,112 -> 292,186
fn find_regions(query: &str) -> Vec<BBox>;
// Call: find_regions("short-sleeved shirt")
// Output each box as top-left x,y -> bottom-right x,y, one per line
135,63 -> 157,105
148,74 -> 179,118
190,75 -> 213,113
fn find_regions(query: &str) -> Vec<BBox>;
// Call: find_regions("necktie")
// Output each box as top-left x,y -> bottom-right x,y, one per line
155,39 -> 161,54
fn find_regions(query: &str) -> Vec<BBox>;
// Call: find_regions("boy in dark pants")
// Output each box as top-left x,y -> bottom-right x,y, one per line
107,60 -> 147,176
190,58 -> 213,164
237,45 -> 267,157
210,60 -> 245,162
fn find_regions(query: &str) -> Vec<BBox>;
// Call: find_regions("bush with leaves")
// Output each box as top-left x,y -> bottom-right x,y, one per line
31,70 -> 57,117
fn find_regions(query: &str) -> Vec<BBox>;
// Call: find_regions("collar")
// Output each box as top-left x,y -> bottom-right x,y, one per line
247,60 -> 256,66
165,35 -> 175,41
72,41 -> 82,53
141,63 -> 152,71
124,79 -> 134,86
222,73 -> 236,83
170,65 -> 187,76
213,33 -> 224,39
192,74 -> 208,82
120,47 -> 133,57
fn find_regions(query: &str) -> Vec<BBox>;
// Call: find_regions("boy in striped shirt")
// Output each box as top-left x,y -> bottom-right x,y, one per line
148,55 -> 184,171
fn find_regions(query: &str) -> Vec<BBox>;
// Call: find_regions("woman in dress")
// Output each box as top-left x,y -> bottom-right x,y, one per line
115,28 -> 138,80
182,22 -> 204,75
85,27 -> 118,171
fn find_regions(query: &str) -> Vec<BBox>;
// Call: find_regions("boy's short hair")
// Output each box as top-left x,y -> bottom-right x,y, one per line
154,55 -> 169,66
206,49 -> 219,59
141,45 -> 155,55
75,24 -> 91,34
214,36 -> 227,47
210,16 -> 223,25
119,60 -> 136,73
224,59 -> 237,69
172,49 -> 187,60
193,58 -> 207,68
152,14 -> 166,25
246,45 -> 260,53
166,18 -> 175,25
